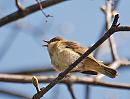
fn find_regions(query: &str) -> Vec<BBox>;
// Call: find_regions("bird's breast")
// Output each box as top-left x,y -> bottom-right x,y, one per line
50,48 -> 81,71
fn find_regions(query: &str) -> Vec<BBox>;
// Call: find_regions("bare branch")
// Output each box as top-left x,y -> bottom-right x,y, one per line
116,26 -> 130,31
0,0 -> 68,27
94,0 -> 120,58
120,59 -> 130,66
95,0 -> 130,81
15,0 -> 25,11
105,0 -> 119,60
108,36 -> 119,60
35,0 -> 53,19
1,74 -> 130,91
85,85 -> 90,99
66,84 -> 76,99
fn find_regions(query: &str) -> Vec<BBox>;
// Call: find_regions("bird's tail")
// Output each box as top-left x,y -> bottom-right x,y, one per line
95,64 -> 117,78
76,57 -> 117,78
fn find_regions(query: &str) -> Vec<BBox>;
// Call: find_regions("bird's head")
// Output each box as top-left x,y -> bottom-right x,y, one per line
43,36 -> 65,57
43,36 -> 64,47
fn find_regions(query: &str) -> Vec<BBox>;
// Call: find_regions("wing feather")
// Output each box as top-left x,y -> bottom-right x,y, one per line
64,41 -> 93,57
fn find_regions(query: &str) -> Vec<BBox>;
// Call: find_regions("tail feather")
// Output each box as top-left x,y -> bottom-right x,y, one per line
97,65 -> 117,78
77,57 -> 117,78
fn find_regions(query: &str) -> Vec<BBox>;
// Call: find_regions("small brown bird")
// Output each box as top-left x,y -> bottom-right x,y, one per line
43,36 -> 117,78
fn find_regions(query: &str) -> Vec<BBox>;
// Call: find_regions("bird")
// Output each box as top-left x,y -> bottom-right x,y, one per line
43,36 -> 117,78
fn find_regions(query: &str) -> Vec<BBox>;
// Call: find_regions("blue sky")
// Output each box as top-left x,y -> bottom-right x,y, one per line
0,0 -> 130,99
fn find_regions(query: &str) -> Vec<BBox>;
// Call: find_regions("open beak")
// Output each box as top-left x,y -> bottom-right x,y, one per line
42,40 -> 49,47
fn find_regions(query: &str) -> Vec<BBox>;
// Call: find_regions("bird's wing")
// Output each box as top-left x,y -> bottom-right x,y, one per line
64,41 -> 100,65
64,41 -> 93,57
64,41 -> 100,71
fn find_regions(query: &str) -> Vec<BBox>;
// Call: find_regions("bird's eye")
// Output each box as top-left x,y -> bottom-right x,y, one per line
65,46 -> 70,48
49,37 -> 63,43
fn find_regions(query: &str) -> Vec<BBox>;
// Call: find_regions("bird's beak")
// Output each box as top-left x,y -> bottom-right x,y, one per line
42,44 -> 48,47
42,40 -> 49,47
43,40 -> 49,43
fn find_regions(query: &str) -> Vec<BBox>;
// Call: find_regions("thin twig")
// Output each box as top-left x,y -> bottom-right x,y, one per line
94,0 -> 120,58
0,0 -> 68,27
35,0 -> 53,19
85,85 -> 90,99
116,26 -> 130,31
112,0 -> 120,10
105,0 -> 119,60
66,84 -> 76,99
15,0 -> 25,11
32,14 -> 120,99
1,60 -> 130,83
94,0 -> 123,80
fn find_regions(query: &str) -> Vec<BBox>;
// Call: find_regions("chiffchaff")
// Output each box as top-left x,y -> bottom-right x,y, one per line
43,37 -> 117,78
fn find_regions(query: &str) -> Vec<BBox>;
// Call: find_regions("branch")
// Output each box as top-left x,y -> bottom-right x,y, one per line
35,0 -> 53,19
116,26 -> 130,31
66,84 -> 76,99
15,0 -> 25,11
0,0 -> 68,27
1,74 -> 130,90
108,36 -> 119,60
85,85 -> 90,99
94,0 -> 130,80
94,0 -> 120,58
32,14 -> 120,99
105,0 -> 119,60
